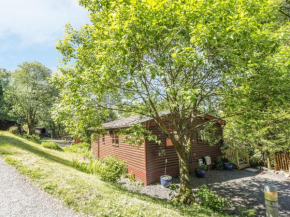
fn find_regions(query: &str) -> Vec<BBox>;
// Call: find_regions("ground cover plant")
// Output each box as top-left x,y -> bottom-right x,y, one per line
41,141 -> 63,151
0,131 -> 228,217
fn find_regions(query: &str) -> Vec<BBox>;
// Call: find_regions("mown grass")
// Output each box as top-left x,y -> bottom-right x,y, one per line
0,131 -> 227,217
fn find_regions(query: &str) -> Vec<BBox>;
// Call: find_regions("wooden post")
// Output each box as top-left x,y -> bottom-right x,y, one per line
236,150 -> 240,169
268,151 -> 271,169
273,153 -> 278,171
246,148 -> 250,166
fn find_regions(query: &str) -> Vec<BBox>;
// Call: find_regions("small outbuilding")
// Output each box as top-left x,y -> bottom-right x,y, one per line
91,112 -> 224,185
0,120 -> 20,131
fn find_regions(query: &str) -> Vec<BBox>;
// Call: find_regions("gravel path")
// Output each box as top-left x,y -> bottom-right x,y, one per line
120,169 -> 290,216
0,159 -> 82,217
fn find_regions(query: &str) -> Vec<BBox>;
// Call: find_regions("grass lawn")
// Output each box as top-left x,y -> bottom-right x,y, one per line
0,131 -> 226,217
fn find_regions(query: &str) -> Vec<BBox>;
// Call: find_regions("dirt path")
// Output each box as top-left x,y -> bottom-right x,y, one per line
0,159 -> 82,217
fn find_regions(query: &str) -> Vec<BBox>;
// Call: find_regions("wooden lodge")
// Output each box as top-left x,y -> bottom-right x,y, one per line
91,112 -> 224,185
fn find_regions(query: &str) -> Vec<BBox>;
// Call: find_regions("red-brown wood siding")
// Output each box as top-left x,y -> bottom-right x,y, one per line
91,117 -> 222,186
91,133 -> 147,185
145,119 -> 222,185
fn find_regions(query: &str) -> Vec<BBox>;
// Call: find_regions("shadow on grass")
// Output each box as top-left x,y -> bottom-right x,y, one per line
0,135 -> 73,168
109,182 -> 223,216
0,133 -> 226,216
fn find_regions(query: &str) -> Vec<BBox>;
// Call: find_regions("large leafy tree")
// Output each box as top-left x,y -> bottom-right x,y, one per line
5,62 -> 57,135
224,19 -> 290,167
55,0 -> 287,202
0,68 -> 10,119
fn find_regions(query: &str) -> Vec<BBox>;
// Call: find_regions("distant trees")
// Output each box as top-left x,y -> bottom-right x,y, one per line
5,62 -> 57,135
0,68 -> 10,119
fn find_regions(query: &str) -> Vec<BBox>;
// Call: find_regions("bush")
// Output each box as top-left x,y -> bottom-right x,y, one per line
9,126 -> 19,134
215,157 -> 224,170
41,141 -> 63,151
21,134 -> 41,144
72,156 -> 127,183
64,142 -> 91,155
196,185 -> 230,212
98,156 -> 127,182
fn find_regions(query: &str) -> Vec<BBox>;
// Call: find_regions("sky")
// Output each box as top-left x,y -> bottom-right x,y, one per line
0,0 -> 90,72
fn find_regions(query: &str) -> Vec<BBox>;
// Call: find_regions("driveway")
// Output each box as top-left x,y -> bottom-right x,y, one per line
0,159 -> 81,217
189,169 -> 290,216
121,169 -> 290,216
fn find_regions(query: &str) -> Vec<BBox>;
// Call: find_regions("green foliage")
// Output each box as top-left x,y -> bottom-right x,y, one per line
119,124 -> 161,148
5,157 -> 20,166
64,142 -> 90,155
169,183 -> 179,191
9,126 -> 19,134
248,149 -> 262,167
215,157 -> 224,171
72,156 -> 127,183
196,185 -> 231,212
98,156 -> 127,182
128,173 -> 136,184
21,134 -> 41,144
197,164 -> 207,171
238,205 -> 256,217
5,62 -> 58,135
41,141 -> 63,151
0,68 -> 10,119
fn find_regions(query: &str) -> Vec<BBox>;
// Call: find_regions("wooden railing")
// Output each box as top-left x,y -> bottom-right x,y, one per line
223,142 -> 250,169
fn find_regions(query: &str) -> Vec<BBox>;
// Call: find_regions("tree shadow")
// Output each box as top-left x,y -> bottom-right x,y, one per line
0,135 -> 73,168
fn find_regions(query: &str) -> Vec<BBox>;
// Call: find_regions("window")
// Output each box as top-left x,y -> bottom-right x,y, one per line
112,133 -> 119,147
165,131 -> 178,147
197,129 -> 208,144
102,134 -> 105,145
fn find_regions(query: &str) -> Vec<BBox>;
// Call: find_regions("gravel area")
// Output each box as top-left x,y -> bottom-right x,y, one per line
0,159 -> 82,217
120,169 -> 290,216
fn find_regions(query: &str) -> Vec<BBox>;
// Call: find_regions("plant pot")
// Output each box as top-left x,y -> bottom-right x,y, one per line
160,175 -> 172,188
223,163 -> 233,171
195,168 -> 206,178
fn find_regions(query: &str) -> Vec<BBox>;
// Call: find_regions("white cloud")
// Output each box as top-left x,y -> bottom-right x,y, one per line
0,0 -> 90,48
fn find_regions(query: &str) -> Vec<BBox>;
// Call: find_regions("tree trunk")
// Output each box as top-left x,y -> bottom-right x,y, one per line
266,151 -> 271,169
175,146 -> 193,204
27,123 -> 34,135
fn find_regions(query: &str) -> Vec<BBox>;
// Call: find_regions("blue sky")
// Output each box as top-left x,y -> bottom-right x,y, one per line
0,0 -> 90,72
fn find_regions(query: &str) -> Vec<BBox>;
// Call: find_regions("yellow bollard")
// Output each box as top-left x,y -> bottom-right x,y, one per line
264,183 -> 279,217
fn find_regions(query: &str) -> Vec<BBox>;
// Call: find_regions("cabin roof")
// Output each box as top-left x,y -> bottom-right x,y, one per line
102,111 -> 170,130
99,111 -> 223,130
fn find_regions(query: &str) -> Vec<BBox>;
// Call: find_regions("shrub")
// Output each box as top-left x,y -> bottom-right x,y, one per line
41,141 -> 63,151
21,134 -> 41,144
98,156 -> 127,182
9,126 -> 19,134
215,157 -> 224,170
72,156 -> 127,183
238,206 -> 256,217
64,142 -> 91,155
196,185 -> 230,212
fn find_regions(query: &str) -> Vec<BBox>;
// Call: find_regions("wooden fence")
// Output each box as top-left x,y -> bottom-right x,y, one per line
274,152 -> 290,172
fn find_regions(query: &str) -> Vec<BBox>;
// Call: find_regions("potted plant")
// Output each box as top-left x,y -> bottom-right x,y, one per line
195,164 -> 207,178
160,159 -> 172,187
223,162 -> 233,171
